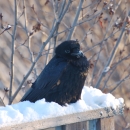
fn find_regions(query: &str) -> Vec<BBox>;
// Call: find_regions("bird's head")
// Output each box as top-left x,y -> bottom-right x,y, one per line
55,40 -> 84,60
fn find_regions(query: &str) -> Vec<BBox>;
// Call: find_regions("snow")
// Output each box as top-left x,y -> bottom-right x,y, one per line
0,86 -> 124,127
103,66 -> 110,72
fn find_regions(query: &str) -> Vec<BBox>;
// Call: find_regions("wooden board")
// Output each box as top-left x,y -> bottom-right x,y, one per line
43,117 -> 115,130
98,117 -> 115,130
63,121 -> 88,130
0,106 -> 123,130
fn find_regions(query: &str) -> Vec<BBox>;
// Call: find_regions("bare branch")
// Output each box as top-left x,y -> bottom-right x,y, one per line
23,0 -> 28,35
0,24 -> 12,35
90,1 -> 122,85
110,73 -> 130,93
95,12 -> 129,89
52,0 -> 62,56
102,37 -> 130,90
82,0 -> 99,10
83,29 -> 120,53
0,97 -> 5,106
44,41 -> 52,66
8,0 -> 17,105
28,36 -> 37,78
0,13 -> 3,29
66,0 -> 84,40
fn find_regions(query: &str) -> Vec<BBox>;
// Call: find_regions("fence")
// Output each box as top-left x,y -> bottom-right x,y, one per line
0,106 -> 123,130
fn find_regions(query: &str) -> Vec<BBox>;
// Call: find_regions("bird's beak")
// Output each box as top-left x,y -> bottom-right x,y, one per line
71,51 -> 84,58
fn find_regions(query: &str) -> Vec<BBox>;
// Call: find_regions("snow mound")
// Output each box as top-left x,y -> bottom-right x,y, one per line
0,86 -> 124,127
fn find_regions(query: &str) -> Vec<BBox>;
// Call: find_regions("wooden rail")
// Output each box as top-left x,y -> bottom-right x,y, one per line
0,106 -> 124,130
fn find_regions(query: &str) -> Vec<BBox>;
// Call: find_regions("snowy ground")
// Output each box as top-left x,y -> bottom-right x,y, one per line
0,86 -> 124,127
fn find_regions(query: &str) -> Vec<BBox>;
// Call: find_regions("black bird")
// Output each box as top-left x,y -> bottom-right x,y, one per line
21,40 -> 89,106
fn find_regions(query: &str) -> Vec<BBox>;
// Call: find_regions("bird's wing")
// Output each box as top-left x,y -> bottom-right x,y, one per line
20,57 -> 68,101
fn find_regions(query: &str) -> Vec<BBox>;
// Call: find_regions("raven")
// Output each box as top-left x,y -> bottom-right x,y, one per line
21,40 -> 89,106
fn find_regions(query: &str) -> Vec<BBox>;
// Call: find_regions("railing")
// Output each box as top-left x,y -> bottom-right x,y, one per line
0,106 -> 123,130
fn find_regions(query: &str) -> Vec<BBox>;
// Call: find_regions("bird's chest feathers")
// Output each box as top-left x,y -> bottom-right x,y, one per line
62,61 -> 88,81
68,59 -> 88,77
70,65 -> 88,78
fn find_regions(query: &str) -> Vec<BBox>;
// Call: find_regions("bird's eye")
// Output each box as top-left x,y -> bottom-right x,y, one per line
65,50 -> 70,53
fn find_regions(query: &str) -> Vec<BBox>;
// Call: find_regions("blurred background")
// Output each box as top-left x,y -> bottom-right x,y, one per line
0,0 -> 130,129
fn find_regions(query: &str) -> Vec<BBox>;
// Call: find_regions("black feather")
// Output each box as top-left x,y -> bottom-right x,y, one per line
20,40 -> 89,106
